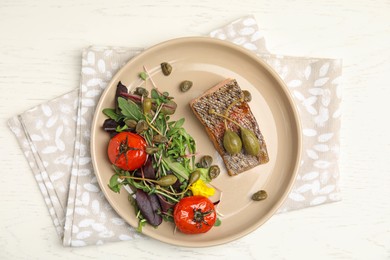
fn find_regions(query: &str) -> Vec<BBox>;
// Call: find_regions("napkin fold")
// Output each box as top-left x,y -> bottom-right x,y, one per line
8,15 -> 342,247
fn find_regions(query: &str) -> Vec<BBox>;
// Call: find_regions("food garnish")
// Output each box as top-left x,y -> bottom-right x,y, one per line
251,190 -> 268,201
102,64 -> 220,233
179,80 -> 193,92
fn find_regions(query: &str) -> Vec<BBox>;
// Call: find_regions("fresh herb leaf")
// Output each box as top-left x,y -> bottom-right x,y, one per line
108,174 -> 122,193
151,89 -> 160,99
162,156 -> 189,182
214,218 -> 222,227
118,97 -> 144,121
103,108 -> 121,122
115,124 -> 128,132
139,72 -> 147,80
195,167 -> 212,183
137,218 -> 147,232
173,118 -> 185,129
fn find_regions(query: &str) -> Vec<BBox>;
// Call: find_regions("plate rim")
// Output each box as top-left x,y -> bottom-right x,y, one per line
90,36 -> 302,247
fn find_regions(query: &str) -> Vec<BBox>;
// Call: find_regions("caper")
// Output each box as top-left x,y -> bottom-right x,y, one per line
189,170 -> 201,185
136,120 -> 148,134
209,165 -> 220,179
143,97 -> 152,114
160,100 -> 177,115
125,119 -> 137,129
135,87 -> 149,97
240,128 -> 260,156
179,80 -> 193,92
155,175 -> 177,187
243,90 -> 252,102
145,146 -> 159,154
152,134 -> 168,144
223,130 -> 242,155
161,62 -> 172,76
198,155 -> 213,168
251,190 -> 268,201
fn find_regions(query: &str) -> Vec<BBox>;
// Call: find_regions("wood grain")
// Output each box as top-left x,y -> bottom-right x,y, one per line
1,0 -> 389,259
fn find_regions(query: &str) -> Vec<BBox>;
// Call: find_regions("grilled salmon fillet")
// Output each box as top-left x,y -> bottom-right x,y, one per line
190,78 -> 269,176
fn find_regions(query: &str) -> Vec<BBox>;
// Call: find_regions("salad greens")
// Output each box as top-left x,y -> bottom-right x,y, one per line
102,68 -> 218,231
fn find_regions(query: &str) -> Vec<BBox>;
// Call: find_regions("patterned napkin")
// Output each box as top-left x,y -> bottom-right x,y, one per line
8,15 -> 342,247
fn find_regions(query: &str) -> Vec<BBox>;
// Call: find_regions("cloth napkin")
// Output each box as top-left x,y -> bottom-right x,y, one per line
8,15 -> 342,247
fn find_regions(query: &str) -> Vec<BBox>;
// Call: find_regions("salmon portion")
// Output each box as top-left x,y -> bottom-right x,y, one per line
190,78 -> 269,176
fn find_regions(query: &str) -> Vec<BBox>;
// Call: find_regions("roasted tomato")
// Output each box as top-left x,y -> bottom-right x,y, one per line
107,132 -> 147,171
173,196 -> 216,234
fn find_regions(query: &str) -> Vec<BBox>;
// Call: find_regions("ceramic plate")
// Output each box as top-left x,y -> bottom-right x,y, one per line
91,37 -> 301,247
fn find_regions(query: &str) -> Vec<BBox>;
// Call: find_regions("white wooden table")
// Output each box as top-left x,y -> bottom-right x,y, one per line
1,1 -> 389,259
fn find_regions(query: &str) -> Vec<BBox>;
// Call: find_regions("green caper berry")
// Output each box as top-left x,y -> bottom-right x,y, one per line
135,120 -> 148,134
135,87 -> 149,97
152,134 -> 168,144
145,146 -> 159,154
240,128 -> 260,156
243,90 -> 252,102
223,130 -> 242,155
156,175 -> 177,187
209,165 -> 220,179
179,80 -> 193,92
124,119 -> 137,129
189,170 -> 201,185
252,190 -> 268,201
143,97 -> 152,114
198,155 -> 213,168
161,62 -> 172,76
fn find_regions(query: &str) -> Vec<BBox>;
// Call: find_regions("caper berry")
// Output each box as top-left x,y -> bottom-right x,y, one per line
135,87 -> 149,97
145,146 -> 159,154
198,155 -> 213,168
156,175 -> 177,187
179,80 -> 193,92
243,90 -> 252,102
160,100 -> 177,115
240,128 -> 260,156
125,119 -> 137,129
252,190 -> 267,201
209,165 -> 220,179
189,170 -> 201,185
223,130 -> 242,155
152,134 -> 168,144
143,97 -> 152,114
161,62 -> 172,76
136,120 -> 148,134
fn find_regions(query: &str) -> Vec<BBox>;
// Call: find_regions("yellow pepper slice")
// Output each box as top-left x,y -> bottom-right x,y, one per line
189,179 -> 215,198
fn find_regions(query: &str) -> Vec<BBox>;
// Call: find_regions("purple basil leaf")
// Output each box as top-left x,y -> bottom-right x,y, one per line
115,81 -> 128,113
103,119 -> 118,132
142,157 -> 156,180
156,194 -> 175,213
135,190 -> 162,226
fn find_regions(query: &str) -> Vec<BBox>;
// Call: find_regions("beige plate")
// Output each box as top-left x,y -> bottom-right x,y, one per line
91,37 -> 301,247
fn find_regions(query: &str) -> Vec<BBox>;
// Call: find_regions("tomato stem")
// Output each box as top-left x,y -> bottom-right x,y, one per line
193,208 -> 214,229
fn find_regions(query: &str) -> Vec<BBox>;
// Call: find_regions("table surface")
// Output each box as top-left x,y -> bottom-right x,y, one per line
1,1 -> 389,259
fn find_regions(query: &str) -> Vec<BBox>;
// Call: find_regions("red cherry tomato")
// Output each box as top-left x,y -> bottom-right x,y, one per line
173,196 -> 216,234
107,132 -> 147,171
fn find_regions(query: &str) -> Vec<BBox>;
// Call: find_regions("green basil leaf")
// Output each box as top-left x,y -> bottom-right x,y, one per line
102,108 -> 121,122
151,89 -> 160,99
214,218 -> 222,227
118,97 -> 144,121
173,118 -> 185,129
108,174 -> 122,193
161,156 -> 189,182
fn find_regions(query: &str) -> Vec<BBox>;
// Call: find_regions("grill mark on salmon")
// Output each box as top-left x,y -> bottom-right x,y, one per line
190,78 -> 269,176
